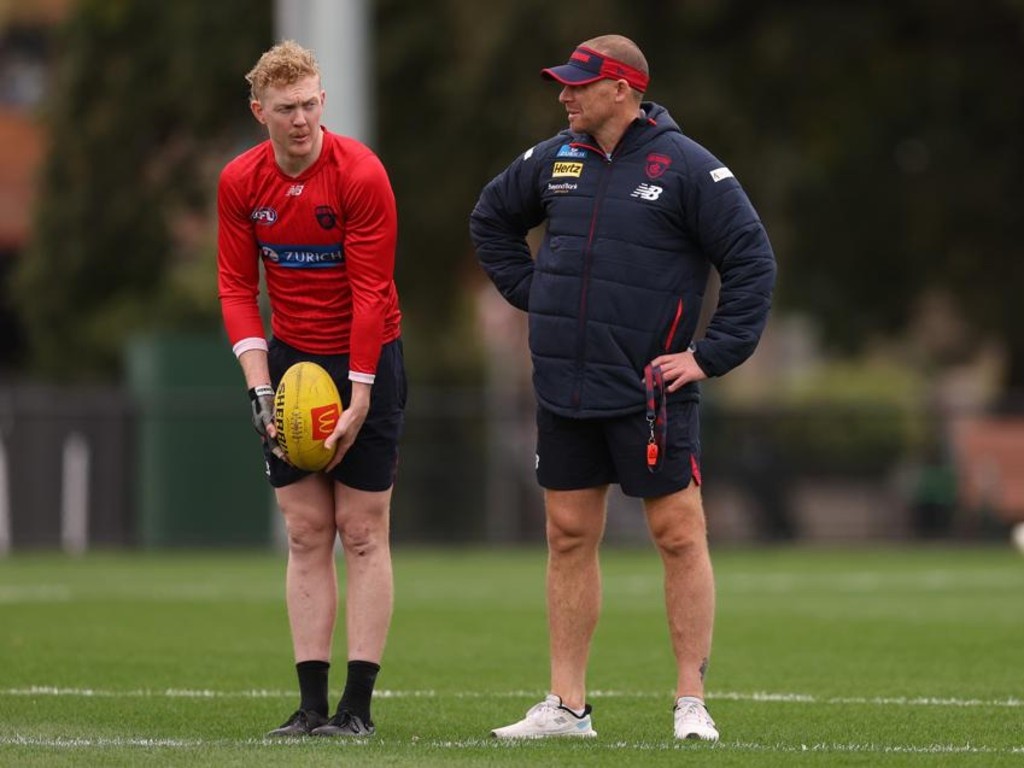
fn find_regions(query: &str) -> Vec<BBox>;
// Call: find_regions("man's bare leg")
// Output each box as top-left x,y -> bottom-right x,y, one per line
277,473 -> 339,662
546,486 -> 608,711
334,483 -> 394,663
644,482 -> 715,699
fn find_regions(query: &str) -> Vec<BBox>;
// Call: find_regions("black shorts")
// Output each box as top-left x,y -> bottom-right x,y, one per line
535,402 -> 701,498
264,337 -> 407,492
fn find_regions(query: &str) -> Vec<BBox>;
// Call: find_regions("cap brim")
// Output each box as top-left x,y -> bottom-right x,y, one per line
540,63 -> 604,86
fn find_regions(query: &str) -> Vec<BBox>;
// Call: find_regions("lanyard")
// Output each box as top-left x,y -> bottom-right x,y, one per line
644,363 -> 667,473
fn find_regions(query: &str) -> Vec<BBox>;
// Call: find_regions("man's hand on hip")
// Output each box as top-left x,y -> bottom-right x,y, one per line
649,350 -> 708,393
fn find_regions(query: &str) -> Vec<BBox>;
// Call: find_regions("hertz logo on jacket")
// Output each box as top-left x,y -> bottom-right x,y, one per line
552,161 -> 584,178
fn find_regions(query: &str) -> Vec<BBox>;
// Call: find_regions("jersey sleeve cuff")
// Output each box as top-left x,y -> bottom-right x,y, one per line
232,337 -> 269,357
349,371 -> 376,385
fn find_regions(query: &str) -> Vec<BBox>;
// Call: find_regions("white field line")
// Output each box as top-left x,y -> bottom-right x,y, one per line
2,568 -> 1021,604
1,686 -> 1021,709
0,734 -> 1022,755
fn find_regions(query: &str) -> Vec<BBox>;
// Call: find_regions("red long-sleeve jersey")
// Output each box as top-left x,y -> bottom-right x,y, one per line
217,129 -> 401,381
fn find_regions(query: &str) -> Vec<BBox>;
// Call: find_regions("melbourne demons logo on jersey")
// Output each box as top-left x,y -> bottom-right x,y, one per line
315,205 -> 338,230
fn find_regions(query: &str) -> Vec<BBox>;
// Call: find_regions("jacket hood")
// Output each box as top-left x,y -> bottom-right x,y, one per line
559,101 -> 682,153
640,102 -> 681,135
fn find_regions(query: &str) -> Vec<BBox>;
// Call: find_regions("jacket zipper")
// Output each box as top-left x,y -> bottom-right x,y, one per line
572,150 -> 614,408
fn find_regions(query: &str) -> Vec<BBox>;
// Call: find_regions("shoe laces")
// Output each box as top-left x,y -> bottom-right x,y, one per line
528,694 -> 584,725
275,709 -> 313,730
331,710 -> 373,732
676,699 -> 714,725
527,697 -> 558,720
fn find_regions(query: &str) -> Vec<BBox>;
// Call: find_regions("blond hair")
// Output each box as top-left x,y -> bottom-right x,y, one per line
245,40 -> 321,101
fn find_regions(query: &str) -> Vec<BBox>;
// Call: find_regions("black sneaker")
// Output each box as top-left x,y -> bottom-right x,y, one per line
265,709 -> 329,737
310,710 -> 376,737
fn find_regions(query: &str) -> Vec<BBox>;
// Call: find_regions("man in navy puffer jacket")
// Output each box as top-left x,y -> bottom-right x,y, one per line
471,34 -> 776,743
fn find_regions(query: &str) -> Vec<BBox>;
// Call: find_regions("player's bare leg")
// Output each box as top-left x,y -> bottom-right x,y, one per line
644,481 -> 715,699
277,473 -> 340,661
546,486 -> 608,712
333,483 -> 394,663
264,474 -> 338,736
301,483 -> 394,737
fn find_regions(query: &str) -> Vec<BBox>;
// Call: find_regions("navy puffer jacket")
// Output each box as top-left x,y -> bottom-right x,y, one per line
471,103 -> 776,418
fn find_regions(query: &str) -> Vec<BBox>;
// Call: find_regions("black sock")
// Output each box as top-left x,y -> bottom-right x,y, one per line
338,660 -> 380,723
296,660 -> 330,717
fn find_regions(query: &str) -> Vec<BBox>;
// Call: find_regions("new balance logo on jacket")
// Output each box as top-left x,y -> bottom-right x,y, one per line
630,183 -> 663,201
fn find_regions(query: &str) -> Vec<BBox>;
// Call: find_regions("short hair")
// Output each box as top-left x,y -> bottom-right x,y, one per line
582,34 -> 648,98
245,40 -> 321,101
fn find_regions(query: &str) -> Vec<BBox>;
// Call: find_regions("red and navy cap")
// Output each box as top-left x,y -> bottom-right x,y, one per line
541,45 -> 650,92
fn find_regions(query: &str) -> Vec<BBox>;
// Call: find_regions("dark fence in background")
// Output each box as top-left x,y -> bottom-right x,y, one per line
3,376 -> 1014,554
0,385 -> 136,551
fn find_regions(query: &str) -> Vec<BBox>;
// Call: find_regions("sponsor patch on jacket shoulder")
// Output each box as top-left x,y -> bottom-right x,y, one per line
709,167 -> 734,182
552,161 -> 584,178
556,144 -> 588,159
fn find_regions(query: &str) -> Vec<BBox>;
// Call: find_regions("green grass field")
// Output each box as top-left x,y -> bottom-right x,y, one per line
1,545 -> 1022,766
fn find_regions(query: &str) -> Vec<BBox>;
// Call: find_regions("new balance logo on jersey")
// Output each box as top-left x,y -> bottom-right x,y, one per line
630,183 -> 663,201
286,184 -> 305,196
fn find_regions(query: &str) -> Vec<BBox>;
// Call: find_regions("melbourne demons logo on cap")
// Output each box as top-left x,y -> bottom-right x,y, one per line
645,153 -> 672,180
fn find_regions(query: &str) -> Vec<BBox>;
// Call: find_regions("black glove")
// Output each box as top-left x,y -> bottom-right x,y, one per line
249,385 -> 285,460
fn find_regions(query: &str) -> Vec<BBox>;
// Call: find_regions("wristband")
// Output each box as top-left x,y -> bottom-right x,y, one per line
249,384 -> 274,400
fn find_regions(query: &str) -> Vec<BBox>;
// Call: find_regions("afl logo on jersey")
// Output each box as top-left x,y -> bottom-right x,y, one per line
315,206 -> 338,230
251,207 -> 278,225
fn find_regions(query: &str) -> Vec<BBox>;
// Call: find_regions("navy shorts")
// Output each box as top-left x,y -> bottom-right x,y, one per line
264,337 -> 407,492
535,402 -> 702,498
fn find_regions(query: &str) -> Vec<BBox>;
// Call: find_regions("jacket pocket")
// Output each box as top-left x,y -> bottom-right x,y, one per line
662,297 -> 684,352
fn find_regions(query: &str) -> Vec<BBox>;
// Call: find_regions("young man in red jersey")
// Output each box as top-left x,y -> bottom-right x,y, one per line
217,40 -> 406,738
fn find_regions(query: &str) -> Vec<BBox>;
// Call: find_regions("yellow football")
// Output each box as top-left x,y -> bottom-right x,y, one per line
274,362 -> 343,471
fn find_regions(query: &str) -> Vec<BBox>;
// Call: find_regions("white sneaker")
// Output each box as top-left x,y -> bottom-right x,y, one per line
491,694 -> 597,739
673,697 -> 719,741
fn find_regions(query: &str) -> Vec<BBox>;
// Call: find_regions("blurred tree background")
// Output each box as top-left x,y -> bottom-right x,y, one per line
12,0 -> 1024,400
11,0 -> 272,380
